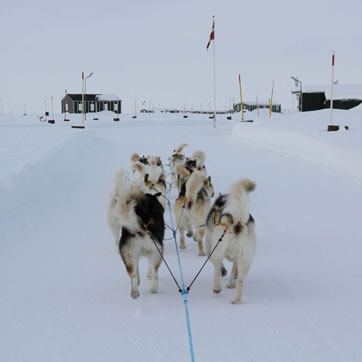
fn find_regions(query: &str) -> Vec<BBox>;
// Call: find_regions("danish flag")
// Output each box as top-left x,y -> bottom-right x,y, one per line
206,19 -> 215,51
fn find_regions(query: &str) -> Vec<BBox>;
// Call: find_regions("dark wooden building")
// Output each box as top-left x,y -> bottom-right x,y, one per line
61,94 -> 122,114
292,84 -> 362,112
234,101 -> 281,113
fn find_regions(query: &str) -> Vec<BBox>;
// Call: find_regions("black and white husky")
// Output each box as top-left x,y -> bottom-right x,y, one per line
205,179 -> 256,304
106,168 -> 165,299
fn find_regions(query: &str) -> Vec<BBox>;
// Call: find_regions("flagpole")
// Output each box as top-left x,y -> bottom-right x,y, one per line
238,74 -> 244,121
212,16 -> 216,128
330,50 -> 335,126
269,80 -> 274,119
82,72 -> 85,125
327,50 -> 339,131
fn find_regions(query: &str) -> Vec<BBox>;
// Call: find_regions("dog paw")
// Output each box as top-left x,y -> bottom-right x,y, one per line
213,288 -> 221,294
221,266 -> 227,277
186,231 -> 193,238
198,251 -> 206,256
131,291 -> 140,299
231,298 -> 242,304
150,288 -> 158,294
227,283 -> 236,289
146,272 -> 151,279
179,244 -> 186,249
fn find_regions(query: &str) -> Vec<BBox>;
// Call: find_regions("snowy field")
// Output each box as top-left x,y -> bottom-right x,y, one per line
1,109 -> 362,362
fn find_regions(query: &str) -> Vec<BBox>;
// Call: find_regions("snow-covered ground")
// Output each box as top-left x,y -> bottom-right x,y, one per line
1,109 -> 362,362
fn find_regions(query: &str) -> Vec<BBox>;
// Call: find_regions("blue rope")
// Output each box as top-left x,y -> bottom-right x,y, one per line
166,166 -> 195,362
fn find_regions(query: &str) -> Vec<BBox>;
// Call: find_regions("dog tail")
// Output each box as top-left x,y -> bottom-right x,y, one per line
191,150 -> 206,168
224,179 -> 256,224
176,164 -> 191,177
175,143 -> 188,153
185,170 -> 205,209
131,162 -> 145,174
130,153 -> 139,163
112,168 -> 132,198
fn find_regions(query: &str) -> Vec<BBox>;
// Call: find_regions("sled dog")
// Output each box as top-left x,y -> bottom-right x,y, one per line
106,168 -> 165,299
175,150 -> 207,194
174,170 -> 214,255
205,179 -> 256,304
131,156 -> 167,210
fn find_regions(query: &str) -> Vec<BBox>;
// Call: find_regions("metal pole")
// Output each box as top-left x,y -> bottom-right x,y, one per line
84,72 -> 93,120
51,96 -> 54,119
330,51 -> 335,125
85,77 -> 87,120
82,72 -> 85,125
212,16 -> 216,128
64,89 -> 67,120
238,74 -> 244,121
269,80 -> 274,119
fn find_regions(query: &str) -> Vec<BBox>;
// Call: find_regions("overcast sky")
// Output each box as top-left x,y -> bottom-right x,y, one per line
1,0 -> 362,114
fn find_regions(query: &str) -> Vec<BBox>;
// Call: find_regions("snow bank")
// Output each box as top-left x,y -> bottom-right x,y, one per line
232,122 -> 362,181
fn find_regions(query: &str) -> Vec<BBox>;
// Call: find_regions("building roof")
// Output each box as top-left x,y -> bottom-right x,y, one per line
66,94 -> 121,101
300,84 -> 362,100
243,101 -> 281,106
67,94 -> 98,101
235,101 -> 281,106
96,94 -> 120,101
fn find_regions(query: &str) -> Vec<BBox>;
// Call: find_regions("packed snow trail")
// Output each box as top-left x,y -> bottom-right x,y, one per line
1,114 -> 362,361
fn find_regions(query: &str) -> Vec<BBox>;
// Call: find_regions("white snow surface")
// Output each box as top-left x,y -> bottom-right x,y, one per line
1,110 -> 362,362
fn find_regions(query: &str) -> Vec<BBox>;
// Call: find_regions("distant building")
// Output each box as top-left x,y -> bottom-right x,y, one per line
233,102 -> 281,113
292,84 -> 362,112
61,94 -> 122,114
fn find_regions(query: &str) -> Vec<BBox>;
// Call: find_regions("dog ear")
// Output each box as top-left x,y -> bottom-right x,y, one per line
208,176 -> 211,182
153,192 -> 162,198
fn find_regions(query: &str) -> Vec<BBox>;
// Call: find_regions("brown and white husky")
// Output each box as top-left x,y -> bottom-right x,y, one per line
174,170 -> 214,255
131,155 -> 167,210
205,179 -> 256,304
